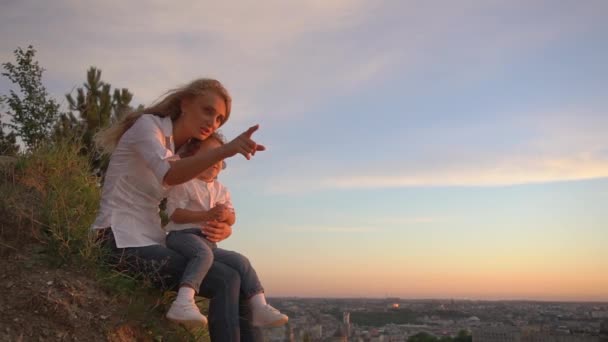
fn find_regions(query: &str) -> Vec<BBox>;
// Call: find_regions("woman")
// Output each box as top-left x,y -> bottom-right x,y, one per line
92,78 -> 265,341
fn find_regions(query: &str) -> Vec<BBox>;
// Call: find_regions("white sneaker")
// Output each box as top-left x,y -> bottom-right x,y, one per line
166,300 -> 208,328
252,304 -> 289,327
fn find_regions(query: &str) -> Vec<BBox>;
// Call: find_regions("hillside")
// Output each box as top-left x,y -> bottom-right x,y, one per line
0,149 -> 209,342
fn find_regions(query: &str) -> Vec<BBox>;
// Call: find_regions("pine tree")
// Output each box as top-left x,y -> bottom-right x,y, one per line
62,67 -> 137,175
64,67 -> 135,154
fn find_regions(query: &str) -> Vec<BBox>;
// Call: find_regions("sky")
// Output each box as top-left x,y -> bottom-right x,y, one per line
1,0 -> 607,301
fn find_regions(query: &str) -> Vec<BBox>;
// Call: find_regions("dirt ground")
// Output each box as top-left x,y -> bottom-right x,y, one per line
0,244 -> 160,342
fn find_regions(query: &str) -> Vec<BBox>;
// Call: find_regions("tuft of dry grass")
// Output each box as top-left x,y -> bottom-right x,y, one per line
1,141 -> 101,264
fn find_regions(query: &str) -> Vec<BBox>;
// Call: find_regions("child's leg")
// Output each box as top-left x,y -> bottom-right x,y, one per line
165,229 -> 215,326
213,248 -> 288,327
166,229 -> 215,293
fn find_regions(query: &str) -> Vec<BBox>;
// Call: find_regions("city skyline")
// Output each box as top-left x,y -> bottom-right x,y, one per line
1,1 -> 607,301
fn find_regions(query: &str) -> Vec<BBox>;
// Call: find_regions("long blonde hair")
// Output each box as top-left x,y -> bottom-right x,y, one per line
94,78 -> 231,155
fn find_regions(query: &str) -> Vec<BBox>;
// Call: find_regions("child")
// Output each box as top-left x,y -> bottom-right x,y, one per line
164,133 -> 288,328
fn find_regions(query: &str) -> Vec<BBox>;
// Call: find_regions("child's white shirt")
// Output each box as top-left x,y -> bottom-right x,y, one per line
164,178 -> 233,232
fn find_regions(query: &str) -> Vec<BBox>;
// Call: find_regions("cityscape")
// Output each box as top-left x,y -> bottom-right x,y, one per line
263,298 -> 608,341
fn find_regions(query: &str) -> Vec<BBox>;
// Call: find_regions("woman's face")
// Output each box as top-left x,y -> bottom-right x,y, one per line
180,92 -> 227,140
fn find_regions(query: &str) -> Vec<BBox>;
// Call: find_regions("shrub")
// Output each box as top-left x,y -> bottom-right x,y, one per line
6,140 -> 101,264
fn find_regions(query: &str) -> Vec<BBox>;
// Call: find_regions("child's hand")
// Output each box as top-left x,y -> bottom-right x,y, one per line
224,125 -> 266,160
208,203 -> 232,222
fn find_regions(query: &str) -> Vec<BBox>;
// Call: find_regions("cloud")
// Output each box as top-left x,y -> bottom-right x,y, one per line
281,215 -> 441,232
323,156 -> 608,189
6,1 -> 602,123
1,0 -> 386,122
284,225 -> 378,233
265,153 -> 608,193
265,106 -> 608,193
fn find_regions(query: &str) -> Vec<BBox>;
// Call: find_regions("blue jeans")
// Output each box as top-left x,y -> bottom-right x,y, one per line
166,228 -> 264,299
99,228 -> 263,342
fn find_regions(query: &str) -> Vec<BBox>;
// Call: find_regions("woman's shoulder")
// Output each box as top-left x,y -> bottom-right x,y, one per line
137,113 -> 163,126
126,114 -> 172,137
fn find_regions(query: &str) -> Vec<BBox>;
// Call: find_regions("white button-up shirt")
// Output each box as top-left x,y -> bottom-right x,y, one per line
92,114 -> 178,248
164,179 -> 233,232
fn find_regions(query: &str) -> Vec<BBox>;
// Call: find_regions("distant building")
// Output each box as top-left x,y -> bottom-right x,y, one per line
343,311 -> 352,337
592,311 -> 608,319
310,324 -> 323,340
284,324 -> 295,342
330,325 -> 348,342
473,326 -> 521,342
521,334 -> 599,342
599,319 -> 608,341
467,316 -> 481,326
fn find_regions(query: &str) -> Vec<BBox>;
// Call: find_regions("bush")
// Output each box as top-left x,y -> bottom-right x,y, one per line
4,140 -> 101,264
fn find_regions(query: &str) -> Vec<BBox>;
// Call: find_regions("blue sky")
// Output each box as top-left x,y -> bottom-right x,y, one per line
1,1 -> 607,300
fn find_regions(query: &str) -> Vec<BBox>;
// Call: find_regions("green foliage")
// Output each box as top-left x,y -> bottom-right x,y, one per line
63,67 -> 134,154
0,125 -> 19,156
0,155 -> 41,245
1,46 -> 62,150
409,332 -> 438,342
408,330 -> 472,342
59,67 -> 138,176
14,140 -> 101,264
454,329 -> 472,342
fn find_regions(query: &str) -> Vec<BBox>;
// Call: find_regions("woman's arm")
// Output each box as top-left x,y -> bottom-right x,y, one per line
165,147 -> 231,186
202,221 -> 233,243
170,208 -> 213,224
164,125 -> 266,186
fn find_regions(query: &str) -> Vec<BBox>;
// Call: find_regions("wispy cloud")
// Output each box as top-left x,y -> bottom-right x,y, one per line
266,153 -> 608,193
1,0 -> 384,121
5,1 -> 603,125
284,225 -> 379,233
324,156 -> 608,189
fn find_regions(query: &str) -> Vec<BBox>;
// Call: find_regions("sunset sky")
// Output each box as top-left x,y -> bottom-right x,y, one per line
1,1 -> 607,301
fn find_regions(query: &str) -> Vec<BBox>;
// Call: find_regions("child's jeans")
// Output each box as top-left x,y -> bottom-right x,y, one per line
166,228 -> 264,299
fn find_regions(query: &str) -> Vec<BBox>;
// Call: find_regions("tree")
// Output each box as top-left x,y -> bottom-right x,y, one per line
1,46 -> 62,150
454,329 -> 472,342
408,332 -> 439,342
60,67 -> 139,176
63,67 -> 134,154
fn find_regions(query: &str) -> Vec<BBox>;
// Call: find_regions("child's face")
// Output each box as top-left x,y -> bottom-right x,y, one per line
196,138 -> 224,182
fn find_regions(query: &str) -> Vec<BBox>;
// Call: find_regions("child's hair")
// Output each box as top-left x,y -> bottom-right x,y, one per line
94,78 -> 231,155
181,132 -> 227,169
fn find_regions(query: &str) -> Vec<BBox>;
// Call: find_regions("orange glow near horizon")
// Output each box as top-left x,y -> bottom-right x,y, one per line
252,240 -> 608,301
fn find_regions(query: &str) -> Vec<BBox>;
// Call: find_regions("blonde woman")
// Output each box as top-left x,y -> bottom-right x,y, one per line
92,79 -> 265,341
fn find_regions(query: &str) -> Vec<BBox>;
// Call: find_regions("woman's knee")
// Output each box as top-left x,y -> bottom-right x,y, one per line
222,266 -> 241,293
223,251 -> 252,271
200,262 -> 241,298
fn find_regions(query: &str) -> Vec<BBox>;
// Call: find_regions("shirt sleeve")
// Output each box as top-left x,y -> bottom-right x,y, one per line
127,115 -> 177,184
166,183 -> 190,218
